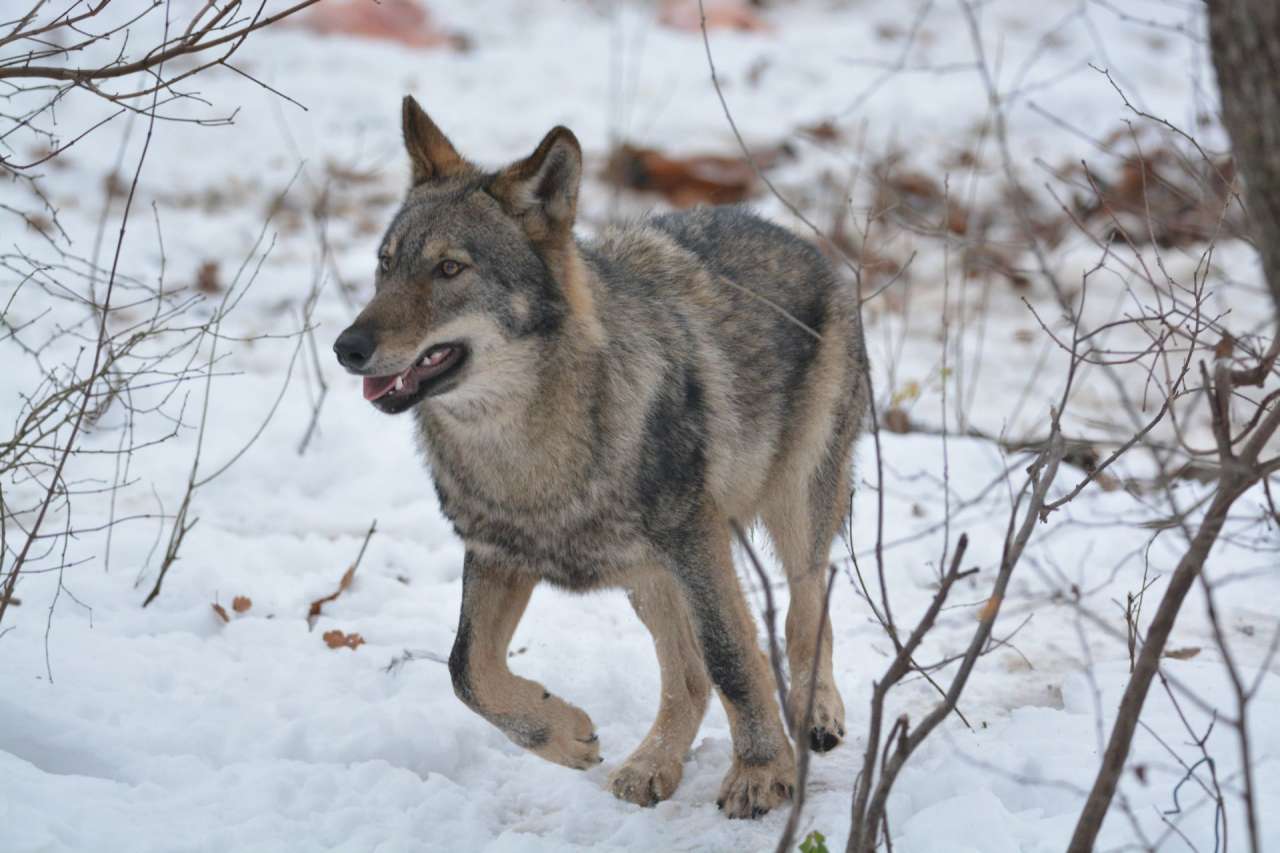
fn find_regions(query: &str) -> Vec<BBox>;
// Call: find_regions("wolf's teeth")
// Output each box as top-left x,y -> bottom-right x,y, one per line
394,375 -> 405,391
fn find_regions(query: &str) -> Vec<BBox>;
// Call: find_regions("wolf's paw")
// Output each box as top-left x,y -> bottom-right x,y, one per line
716,754 -> 795,819
528,694 -> 602,770
608,748 -> 684,807
789,678 -> 846,753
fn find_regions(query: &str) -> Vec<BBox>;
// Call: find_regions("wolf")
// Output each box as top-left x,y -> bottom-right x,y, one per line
333,96 -> 869,819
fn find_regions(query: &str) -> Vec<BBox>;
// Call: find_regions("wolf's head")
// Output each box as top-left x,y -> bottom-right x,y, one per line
333,96 -> 584,415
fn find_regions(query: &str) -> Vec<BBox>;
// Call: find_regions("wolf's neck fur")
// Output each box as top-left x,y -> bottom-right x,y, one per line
552,241 -> 607,351
421,240 -> 610,510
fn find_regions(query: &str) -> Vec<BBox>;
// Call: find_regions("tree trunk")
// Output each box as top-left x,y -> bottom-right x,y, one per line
1068,3 -> 1280,849
1209,0 -> 1280,316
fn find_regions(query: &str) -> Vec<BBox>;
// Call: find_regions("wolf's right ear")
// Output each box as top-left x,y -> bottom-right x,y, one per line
402,95 -> 466,186
488,126 -> 582,243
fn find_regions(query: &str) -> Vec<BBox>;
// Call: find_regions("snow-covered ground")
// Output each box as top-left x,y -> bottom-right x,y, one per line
3,1 -> 1277,851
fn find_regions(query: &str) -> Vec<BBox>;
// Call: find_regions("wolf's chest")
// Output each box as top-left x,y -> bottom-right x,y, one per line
426,457 -> 638,589
441,494 -> 648,590
418,397 -> 655,588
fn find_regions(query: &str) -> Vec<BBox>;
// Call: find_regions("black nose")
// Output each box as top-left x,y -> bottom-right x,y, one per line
334,326 -> 375,370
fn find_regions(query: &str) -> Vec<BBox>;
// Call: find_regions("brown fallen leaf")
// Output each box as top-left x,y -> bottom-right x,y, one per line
658,0 -> 773,33
886,170 -> 941,202
1164,646 -> 1201,660
103,171 -> 126,199
1069,144 -> 1242,249
882,407 -> 911,434
232,596 -> 252,614
293,0 -> 467,50
307,521 -> 377,629
876,21 -> 904,41
891,380 -> 921,407
308,566 -> 356,628
1063,445 -> 1101,474
977,595 -> 1002,623
323,629 -> 366,650
799,119 -> 842,144
324,160 -> 380,185
26,214 -> 52,236
604,143 -> 790,208
963,244 -> 1029,289
1095,473 -> 1123,492
196,260 -> 221,294
872,166 -> 972,237
211,602 -> 230,623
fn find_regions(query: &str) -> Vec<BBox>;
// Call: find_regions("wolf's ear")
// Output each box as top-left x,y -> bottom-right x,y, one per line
489,126 -> 582,240
402,95 -> 466,185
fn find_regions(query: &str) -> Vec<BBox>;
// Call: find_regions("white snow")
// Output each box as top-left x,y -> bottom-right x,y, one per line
2,1 -> 1277,851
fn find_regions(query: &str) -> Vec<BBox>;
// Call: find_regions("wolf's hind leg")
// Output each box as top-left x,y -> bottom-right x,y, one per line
449,553 -> 601,769
762,437 -> 853,753
609,570 -> 711,807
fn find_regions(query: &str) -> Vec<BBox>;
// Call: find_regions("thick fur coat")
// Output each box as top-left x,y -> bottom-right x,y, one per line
334,96 -> 869,818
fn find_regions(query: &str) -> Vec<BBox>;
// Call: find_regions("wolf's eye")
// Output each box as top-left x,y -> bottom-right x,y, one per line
378,255 -> 391,274
438,259 -> 464,278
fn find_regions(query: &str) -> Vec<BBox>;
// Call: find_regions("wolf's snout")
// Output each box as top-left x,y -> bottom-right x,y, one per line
334,326 -> 375,371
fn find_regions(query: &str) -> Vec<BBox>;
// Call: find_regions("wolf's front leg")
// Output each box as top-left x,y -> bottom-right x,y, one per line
673,511 -> 796,819
448,553 -> 602,769
610,570 -> 712,807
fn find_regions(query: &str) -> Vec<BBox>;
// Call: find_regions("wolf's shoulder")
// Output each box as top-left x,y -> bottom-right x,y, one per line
646,205 -> 804,250
584,206 -> 818,276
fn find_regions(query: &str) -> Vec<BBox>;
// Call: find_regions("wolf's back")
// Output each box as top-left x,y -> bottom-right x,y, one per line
584,206 -> 868,517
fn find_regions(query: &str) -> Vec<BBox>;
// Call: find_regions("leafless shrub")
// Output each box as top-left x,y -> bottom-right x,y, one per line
1066,6 -> 1280,847
0,1 -> 321,116
693,0 -> 1279,849
1,0 -> 320,652
140,179 -> 316,607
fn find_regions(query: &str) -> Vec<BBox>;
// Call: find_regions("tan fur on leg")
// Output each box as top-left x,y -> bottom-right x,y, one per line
610,570 -> 712,806
450,560 -> 602,768
762,446 -> 852,753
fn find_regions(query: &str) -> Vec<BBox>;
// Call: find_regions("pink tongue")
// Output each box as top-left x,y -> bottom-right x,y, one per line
363,374 -> 399,401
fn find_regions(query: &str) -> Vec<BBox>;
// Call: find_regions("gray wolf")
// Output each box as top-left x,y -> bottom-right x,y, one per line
333,96 -> 869,818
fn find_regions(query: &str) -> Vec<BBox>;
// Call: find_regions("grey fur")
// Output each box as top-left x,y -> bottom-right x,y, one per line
335,97 -> 869,818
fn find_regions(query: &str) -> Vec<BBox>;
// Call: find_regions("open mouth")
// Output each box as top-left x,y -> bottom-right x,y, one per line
362,343 -> 467,413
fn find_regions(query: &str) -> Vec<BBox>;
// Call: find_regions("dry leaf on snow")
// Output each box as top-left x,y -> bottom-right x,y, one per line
308,522 -> 377,629
307,565 -> 357,629
293,0 -> 467,50
658,0 -> 773,33
323,630 -> 366,650
977,595 -> 1002,623
604,144 -> 790,207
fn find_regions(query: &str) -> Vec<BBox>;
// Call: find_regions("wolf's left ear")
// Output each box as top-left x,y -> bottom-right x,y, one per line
402,95 -> 467,185
489,126 -> 582,241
